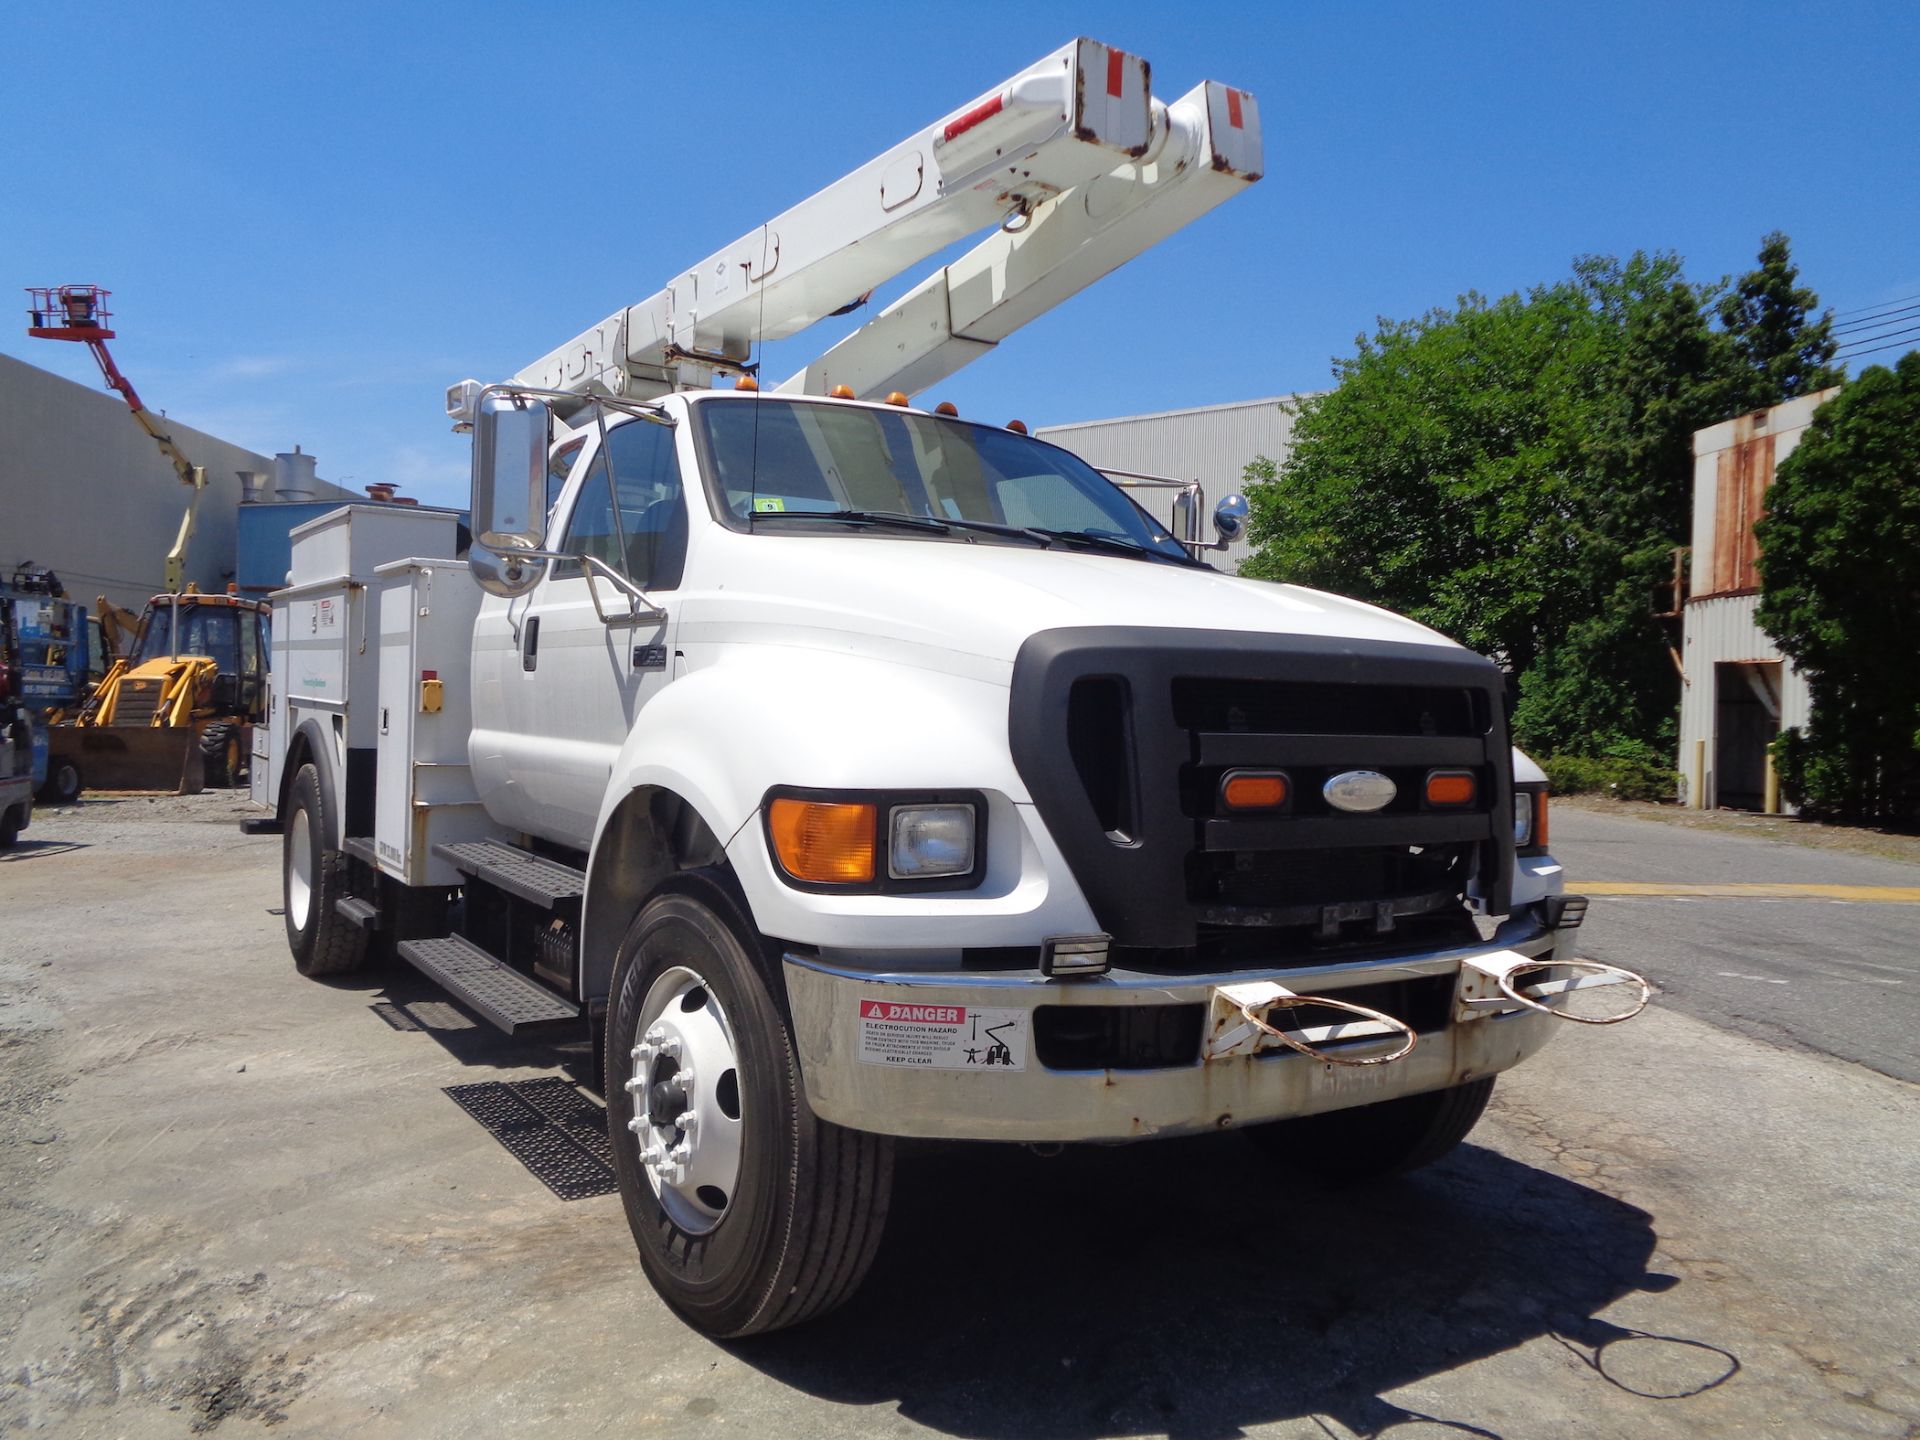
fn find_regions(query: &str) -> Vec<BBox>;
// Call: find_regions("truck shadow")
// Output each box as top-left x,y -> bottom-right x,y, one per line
0,837 -> 90,862
730,1136 -> 1721,1439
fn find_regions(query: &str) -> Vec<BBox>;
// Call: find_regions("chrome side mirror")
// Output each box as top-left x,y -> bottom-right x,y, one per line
471,390 -> 551,553
467,541 -> 547,599
463,387 -> 552,598
1213,493 -> 1249,543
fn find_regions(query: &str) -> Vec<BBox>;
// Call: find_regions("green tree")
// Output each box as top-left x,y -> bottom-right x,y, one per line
1754,352 -> 1920,821
1717,231 -> 1844,412
1244,234 -> 1835,762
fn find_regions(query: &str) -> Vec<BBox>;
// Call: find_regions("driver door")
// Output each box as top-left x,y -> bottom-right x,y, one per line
478,418 -> 687,849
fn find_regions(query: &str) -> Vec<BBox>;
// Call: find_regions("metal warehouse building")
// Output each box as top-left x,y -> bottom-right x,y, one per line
1,353 -> 353,612
1038,395 -> 1304,572
1678,387 -> 1840,812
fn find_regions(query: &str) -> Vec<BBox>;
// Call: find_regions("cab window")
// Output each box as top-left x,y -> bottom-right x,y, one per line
558,420 -> 688,591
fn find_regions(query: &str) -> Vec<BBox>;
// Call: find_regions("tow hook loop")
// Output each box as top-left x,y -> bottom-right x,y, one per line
1458,950 -> 1651,1025
1205,981 -> 1417,1066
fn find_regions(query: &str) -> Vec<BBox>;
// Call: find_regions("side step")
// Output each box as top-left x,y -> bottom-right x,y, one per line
396,935 -> 581,1036
435,839 -> 585,908
334,896 -> 381,931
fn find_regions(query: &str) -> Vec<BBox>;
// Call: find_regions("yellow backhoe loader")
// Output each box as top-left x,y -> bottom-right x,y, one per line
53,587 -> 269,795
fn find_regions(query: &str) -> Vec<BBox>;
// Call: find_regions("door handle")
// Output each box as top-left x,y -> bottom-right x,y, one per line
522,615 -> 540,672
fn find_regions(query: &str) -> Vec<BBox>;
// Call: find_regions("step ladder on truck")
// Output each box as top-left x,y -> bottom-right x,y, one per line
245,38 -> 1650,1337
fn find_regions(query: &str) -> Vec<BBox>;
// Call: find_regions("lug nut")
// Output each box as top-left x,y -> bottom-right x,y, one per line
623,1076 -> 646,1093
672,1070 -> 694,1093
627,1117 -> 645,1134
631,1041 -> 656,1064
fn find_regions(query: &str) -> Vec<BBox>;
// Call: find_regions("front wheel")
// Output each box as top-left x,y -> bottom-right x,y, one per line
606,875 -> 892,1337
283,762 -> 367,976
39,756 -> 82,804
200,721 -> 244,788
1241,1077 -> 1496,1183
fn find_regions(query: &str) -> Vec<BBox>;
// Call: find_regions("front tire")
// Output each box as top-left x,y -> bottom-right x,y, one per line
39,756 -> 82,804
1241,1077 -> 1496,1183
606,874 -> 892,1337
200,721 -> 243,788
283,761 -> 366,976
0,804 -> 20,849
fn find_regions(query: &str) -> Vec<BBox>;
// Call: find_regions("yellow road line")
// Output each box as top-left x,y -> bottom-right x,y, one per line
1581,881 -> 1920,903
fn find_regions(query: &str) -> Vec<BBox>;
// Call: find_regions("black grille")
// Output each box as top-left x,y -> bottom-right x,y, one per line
1009,628 -> 1514,956
1180,676 -> 1495,952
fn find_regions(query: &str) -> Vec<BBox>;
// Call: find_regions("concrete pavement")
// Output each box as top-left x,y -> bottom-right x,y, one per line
1,793 -> 1915,1438
1551,805 -> 1920,1083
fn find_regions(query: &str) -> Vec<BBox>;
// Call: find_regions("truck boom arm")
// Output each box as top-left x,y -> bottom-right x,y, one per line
507,39 -> 1260,411
775,79 -> 1260,400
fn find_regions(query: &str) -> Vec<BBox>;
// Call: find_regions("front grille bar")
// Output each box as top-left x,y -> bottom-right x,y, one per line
1201,813 -> 1492,852
1197,732 -> 1488,768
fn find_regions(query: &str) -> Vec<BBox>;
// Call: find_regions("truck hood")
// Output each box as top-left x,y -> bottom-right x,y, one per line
682,534 -> 1463,675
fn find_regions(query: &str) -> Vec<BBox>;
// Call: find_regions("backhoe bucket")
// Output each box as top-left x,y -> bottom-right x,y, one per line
54,728 -> 206,795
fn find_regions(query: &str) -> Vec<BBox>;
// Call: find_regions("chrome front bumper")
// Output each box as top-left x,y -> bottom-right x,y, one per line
784,918 -> 1569,1143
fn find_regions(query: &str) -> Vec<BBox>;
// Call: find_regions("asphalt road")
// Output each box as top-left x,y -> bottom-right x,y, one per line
2,794 -> 1916,1439
1549,807 -> 1920,1083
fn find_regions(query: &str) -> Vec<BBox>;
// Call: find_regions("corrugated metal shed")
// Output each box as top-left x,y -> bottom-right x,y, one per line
1678,388 -> 1838,809
1037,395 -> 1306,572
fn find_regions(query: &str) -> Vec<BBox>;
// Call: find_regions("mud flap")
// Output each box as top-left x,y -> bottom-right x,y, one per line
1456,949 -> 1650,1025
54,728 -> 206,795
1205,980 -> 1419,1066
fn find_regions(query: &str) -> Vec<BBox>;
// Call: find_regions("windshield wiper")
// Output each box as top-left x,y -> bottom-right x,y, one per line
1024,528 -> 1193,563
750,509 -> 951,534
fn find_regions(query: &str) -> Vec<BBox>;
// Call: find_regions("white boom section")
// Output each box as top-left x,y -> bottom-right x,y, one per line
775,80 -> 1261,400
514,38 -> 1157,409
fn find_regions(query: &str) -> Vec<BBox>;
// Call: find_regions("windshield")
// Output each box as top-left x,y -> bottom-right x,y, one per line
694,398 -> 1193,562
130,600 -> 240,669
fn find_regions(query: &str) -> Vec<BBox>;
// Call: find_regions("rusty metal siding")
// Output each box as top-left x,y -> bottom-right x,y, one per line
1036,396 -> 1306,572
1710,428 -> 1773,595
1677,593 -> 1814,807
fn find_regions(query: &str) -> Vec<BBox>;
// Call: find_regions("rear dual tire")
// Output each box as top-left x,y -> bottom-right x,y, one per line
606,874 -> 893,1337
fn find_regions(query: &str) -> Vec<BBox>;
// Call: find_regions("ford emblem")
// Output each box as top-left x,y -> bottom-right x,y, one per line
1324,770 -> 1396,813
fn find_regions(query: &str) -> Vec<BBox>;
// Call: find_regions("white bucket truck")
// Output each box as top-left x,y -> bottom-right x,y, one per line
255,39 -> 1647,1336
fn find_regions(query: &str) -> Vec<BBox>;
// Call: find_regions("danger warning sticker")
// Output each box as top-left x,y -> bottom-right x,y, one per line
856,1000 -> 1028,1071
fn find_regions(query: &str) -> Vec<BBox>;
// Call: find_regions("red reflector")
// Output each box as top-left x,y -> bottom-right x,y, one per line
421,669 -> 438,681
943,94 -> 1003,142
1106,49 -> 1125,99
1226,89 -> 1244,130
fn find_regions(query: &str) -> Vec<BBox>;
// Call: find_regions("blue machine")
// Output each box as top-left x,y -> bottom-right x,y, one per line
1,568 -> 94,794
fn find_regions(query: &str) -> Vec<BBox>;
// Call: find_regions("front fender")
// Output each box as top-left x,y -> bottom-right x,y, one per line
592,646 -> 1098,951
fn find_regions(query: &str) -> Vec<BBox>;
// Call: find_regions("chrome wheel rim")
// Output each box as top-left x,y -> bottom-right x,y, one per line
627,965 -> 743,1236
287,811 -> 314,931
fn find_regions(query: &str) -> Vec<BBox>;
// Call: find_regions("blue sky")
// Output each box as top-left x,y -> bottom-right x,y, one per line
5,1 -> 1916,508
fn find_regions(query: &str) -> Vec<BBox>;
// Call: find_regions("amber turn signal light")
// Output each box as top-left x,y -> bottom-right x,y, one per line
1221,771 -> 1289,810
1424,770 -> 1477,807
768,798 -> 877,884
